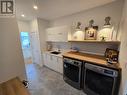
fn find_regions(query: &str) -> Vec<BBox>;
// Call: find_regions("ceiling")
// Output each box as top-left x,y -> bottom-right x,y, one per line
16,0 -> 117,21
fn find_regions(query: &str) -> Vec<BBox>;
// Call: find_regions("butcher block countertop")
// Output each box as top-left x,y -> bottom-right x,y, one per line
0,77 -> 30,95
63,51 -> 121,70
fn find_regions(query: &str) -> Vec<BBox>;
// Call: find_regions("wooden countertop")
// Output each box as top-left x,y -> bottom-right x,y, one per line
0,77 -> 30,95
63,51 -> 121,70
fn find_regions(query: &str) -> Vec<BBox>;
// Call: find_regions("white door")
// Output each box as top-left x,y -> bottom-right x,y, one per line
20,32 -> 33,64
30,32 -> 42,66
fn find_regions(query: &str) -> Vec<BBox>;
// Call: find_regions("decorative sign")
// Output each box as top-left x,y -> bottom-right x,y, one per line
0,0 -> 15,17
105,48 -> 119,63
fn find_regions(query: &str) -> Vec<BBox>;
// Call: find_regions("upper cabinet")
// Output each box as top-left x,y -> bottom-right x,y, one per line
46,26 -> 71,42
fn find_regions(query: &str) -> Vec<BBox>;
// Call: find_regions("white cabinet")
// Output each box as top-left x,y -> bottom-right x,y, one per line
57,57 -> 63,74
43,53 -> 63,74
43,53 -> 51,68
46,26 -> 71,42
46,28 -> 57,42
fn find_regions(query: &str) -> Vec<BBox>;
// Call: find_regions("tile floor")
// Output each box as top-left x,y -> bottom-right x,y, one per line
25,64 -> 86,95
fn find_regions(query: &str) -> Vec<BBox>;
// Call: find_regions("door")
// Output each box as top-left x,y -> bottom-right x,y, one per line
84,63 -> 118,95
64,61 -> 81,83
30,32 -> 42,66
84,69 -> 114,95
20,32 -> 33,64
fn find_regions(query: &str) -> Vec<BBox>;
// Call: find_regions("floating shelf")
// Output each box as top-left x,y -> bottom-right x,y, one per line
68,40 -> 121,44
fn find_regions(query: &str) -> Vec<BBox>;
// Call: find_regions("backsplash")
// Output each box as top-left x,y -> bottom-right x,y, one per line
47,42 -> 119,56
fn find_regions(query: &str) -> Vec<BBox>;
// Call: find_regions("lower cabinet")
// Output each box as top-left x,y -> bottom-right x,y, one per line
43,53 -> 63,74
57,57 -> 63,74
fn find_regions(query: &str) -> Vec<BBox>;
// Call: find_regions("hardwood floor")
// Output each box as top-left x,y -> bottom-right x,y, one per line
0,77 -> 30,95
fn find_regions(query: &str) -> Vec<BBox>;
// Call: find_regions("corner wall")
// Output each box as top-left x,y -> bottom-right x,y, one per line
0,18 -> 27,83
37,18 -> 49,52
18,20 -> 30,32
119,0 -> 127,94
50,0 -> 123,31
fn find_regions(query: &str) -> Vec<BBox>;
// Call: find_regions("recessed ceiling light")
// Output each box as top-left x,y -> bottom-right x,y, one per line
33,5 -> 38,10
21,14 -> 25,17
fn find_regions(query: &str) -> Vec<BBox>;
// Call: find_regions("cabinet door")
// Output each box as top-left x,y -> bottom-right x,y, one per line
51,56 -> 58,71
46,29 -> 56,41
57,26 -> 68,42
47,54 -> 59,71
49,55 -> 63,74
43,53 -> 63,73
46,26 -> 69,42
45,53 -> 52,68
43,53 -> 46,66
57,57 -> 63,74
52,56 -> 63,73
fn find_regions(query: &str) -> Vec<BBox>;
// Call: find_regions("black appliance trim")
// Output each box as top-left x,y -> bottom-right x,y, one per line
63,57 -> 83,89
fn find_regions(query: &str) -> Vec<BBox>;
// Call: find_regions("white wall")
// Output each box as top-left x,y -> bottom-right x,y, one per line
37,18 -> 49,51
0,18 -> 27,83
29,19 -> 43,66
48,0 -> 123,55
30,19 -> 39,33
119,0 -> 127,94
18,20 -> 30,32
50,42 -> 119,55
50,0 -> 123,32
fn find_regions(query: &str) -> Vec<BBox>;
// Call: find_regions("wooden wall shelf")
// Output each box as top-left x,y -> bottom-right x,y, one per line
68,40 -> 121,44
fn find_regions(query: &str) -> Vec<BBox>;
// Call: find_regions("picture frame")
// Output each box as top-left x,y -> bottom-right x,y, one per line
105,48 -> 119,62
85,26 -> 98,40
